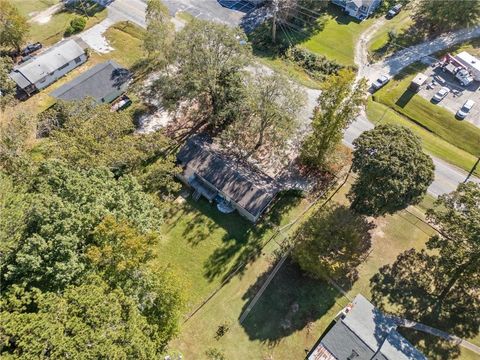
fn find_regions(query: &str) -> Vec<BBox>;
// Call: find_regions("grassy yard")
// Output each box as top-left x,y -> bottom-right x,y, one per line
28,8 -> 107,46
300,5 -> 373,66
367,98 -> 480,177
373,66 -> 480,158
167,176 -> 479,359
368,10 -> 413,56
12,0 -> 59,17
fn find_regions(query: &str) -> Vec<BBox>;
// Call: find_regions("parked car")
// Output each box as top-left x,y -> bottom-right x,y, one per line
111,95 -> 132,112
456,99 -> 475,119
18,54 -> 33,64
21,42 -> 42,57
387,4 -> 402,18
372,75 -> 390,90
432,87 -> 450,102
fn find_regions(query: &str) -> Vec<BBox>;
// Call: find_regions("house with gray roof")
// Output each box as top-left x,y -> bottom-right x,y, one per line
50,60 -> 131,104
177,138 -> 278,222
9,38 -> 88,96
307,294 -> 427,360
331,0 -> 381,20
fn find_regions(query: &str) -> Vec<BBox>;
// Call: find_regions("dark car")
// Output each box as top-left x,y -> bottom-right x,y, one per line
21,42 -> 42,56
387,4 -> 402,18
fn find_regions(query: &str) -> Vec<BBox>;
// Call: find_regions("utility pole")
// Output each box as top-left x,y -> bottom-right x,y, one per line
272,0 -> 279,43
465,157 -> 480,183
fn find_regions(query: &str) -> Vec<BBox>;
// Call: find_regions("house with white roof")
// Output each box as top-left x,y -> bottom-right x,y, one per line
331,0 -> 381,20
9,38 -> 88,96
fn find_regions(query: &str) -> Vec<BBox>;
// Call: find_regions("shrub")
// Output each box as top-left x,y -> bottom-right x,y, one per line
284,45 -> 344,80
65,16 -> 87,36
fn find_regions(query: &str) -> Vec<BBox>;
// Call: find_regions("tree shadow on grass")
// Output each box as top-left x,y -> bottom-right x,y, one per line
239,258 -> 341,345
370,249 -> 480,359
201,192 -> 303,282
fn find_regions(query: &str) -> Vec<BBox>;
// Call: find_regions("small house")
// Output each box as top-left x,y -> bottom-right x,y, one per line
177,139 -> 278,223
307,294 -> 427,360
9,38 -> 88,96
50,60 -> 131,104
331,0 -> 381,20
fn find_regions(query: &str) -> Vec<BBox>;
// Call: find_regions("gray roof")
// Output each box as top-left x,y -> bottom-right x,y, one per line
50,60 -> 131,102
310,295 -> 427,360
11,39 -> 85,85
350,0 -> 376,8
177,139 -> 278,219
343,294 -> 398,351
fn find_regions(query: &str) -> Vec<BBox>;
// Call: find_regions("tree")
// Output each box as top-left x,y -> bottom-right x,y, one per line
348,124 -> 434,216
0,0 -> 28,52
221,72 -> 306,160
0,279 -> 161,359
86,217 -> 185,349
0,160 -> 163,291
0,114 -> 36,180
292,205 -> 372,281
300,69 -> 366,169
41,99 -> 175,177
144,0 -> 174,59
370,183 -> 480,359
0,55 -> 17,110
156,19 -> 252,129
414,0 -> 480,33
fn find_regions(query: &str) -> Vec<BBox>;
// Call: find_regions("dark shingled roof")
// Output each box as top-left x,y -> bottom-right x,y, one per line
50,60 -> 130,102
177,139 -> 278,219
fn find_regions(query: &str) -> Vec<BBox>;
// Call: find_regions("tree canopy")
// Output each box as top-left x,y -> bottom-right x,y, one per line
0,0 -> 28,52
144,0 -> 174,60
0,279 -> 160,359
156,19 -> 252,129
221,72 -> 305,160
348,124 -> 434,216
292,205 -> 372,282
0,55 -> 16,110
0,160 -> 163,292
301,69 -> 365,169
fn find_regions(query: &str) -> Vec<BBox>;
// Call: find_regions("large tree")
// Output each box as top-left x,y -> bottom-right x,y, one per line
0,55 -> 16,110
156,19 -> 252,129
300,69 -> 366,169
221,72 -> 305,160
348,124 -> 434,216
41,99 -> 177,178
0,160 -> 163,291
0,279 -> 160,359
144,0 -> 174,60
370,182 -> 480,359
0,0 -> 28,52
414,0 -> 480,33
292,205 -> 372,282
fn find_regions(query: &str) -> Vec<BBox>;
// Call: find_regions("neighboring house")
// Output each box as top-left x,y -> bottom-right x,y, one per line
331,0 -> 381,20
9,38 -> 88,96
50,60 -> 131,104
307,294 -> 427,360
177,139 -> 278,223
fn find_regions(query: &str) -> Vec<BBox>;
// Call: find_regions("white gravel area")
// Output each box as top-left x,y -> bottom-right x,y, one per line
79,18 -> 114,53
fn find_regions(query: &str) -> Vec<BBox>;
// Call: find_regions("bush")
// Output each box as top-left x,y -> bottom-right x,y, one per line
65,16 -> 87,36
284,45 -> 345,80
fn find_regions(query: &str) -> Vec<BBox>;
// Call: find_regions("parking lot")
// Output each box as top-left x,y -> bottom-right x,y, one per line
417,64 -> 480,127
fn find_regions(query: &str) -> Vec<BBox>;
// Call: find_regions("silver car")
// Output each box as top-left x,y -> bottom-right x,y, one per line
456,100 -> 475,119
432,87 -> 450,102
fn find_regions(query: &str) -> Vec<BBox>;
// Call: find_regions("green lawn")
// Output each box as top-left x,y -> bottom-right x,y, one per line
373,66 -> 480,158
28,9 -> 107,46
99,22 -> 145,68
300,5 -> 373,66
12,0 -> 59,17
368,10 -> 413,55
367,98 -> 480,177
167,179 -> 450,359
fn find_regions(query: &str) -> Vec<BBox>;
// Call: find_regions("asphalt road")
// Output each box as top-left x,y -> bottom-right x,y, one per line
104,0 -> 480,196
